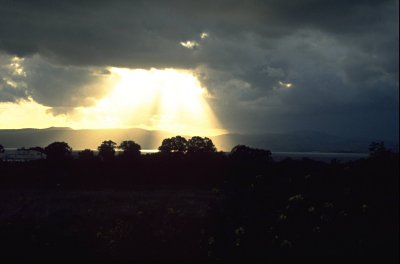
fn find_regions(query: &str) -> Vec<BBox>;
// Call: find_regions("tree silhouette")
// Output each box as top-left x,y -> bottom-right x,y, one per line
78,149 -> 95,160
230,145 -> 272,162
368,141 -> 392,158
0,144 -> 4,161
158,136 -> 188,154
187,136 -> 217,154
28,146 -> 45,153
98,140 -> 117,161
119,140 -> 141,159
44,142 -> 72,161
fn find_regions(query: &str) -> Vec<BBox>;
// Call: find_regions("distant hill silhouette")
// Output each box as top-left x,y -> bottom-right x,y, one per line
213,131 -> 398,153
0,127 -> 397,152
0,127 -> 173,150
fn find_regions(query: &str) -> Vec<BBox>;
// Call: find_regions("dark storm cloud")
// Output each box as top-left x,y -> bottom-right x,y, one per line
1,0 -> 395,67
0,0 -> 398,140
0,0 -> 199,68
202,28 -> 398,139
22,55 -> 111,108
0,54 -> 112,110
0,78 -> 27,102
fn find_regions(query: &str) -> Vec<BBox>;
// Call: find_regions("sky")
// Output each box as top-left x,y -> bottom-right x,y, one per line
0,0 -> 398,141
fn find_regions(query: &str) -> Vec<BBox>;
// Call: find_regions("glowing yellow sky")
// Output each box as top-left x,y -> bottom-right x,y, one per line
0,67 -> 226,137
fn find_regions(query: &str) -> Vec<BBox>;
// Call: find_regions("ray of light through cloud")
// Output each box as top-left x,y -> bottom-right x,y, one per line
0,0 -> 398,142
0,64 -> 227,139
75,67 -> 226,137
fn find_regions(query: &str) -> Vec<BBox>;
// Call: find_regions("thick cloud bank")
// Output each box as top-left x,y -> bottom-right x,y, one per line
0,0 -> 398,140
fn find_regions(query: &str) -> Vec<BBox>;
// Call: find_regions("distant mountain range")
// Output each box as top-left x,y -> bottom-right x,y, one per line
214,131 -> 398,153
0,127 -> 397,153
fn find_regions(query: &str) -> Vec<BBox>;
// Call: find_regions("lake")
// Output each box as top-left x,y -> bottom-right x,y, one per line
4,148 -> 369,162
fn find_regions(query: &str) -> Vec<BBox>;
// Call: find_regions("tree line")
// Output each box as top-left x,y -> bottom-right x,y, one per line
0,136 -> 273,162
0,137 -> 396,163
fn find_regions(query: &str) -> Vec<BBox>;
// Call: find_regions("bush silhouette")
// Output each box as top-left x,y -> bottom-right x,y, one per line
44,141 -> 72,161
230,145 -> 272,162
0,144 -> 4,161
187,136 -> 217,154
28,146 -> 45,153
368,141 -> 392,159
119,140 -> 141,159
98,140 -> 117,161
158,136 -> 188,154
78,149 -> 95,160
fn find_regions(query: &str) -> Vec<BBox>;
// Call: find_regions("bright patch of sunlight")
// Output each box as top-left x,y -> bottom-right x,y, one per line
9,57 -> 26,76
180,40 -> 199,49
0,68 -> 226,141
279,81 -> 293,88
75,68 -> 226,137
200,32 -> 209,39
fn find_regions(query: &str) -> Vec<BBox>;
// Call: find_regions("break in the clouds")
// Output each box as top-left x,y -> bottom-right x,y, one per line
0,0 -> 398,140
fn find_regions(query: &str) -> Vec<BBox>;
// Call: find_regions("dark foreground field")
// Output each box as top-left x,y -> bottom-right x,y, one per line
0,153 -> 398,261
0,188 -> 224,260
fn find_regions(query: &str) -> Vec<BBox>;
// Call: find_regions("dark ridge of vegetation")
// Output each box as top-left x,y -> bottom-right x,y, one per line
0,139 -> 398,260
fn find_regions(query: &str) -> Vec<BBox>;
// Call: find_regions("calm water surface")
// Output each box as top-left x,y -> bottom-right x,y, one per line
5,148 -> 368,162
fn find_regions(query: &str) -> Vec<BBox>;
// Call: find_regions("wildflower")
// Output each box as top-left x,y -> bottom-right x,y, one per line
281,240 -> 292,248
208,236 -> 215,245
288,194 -> 304,201
362,204 -> 368,213
312,226 -> 321,233
236,238 -> 241,247
279,214 -> 287,220
212,188 -> 220,194
235,227 -> 245,236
